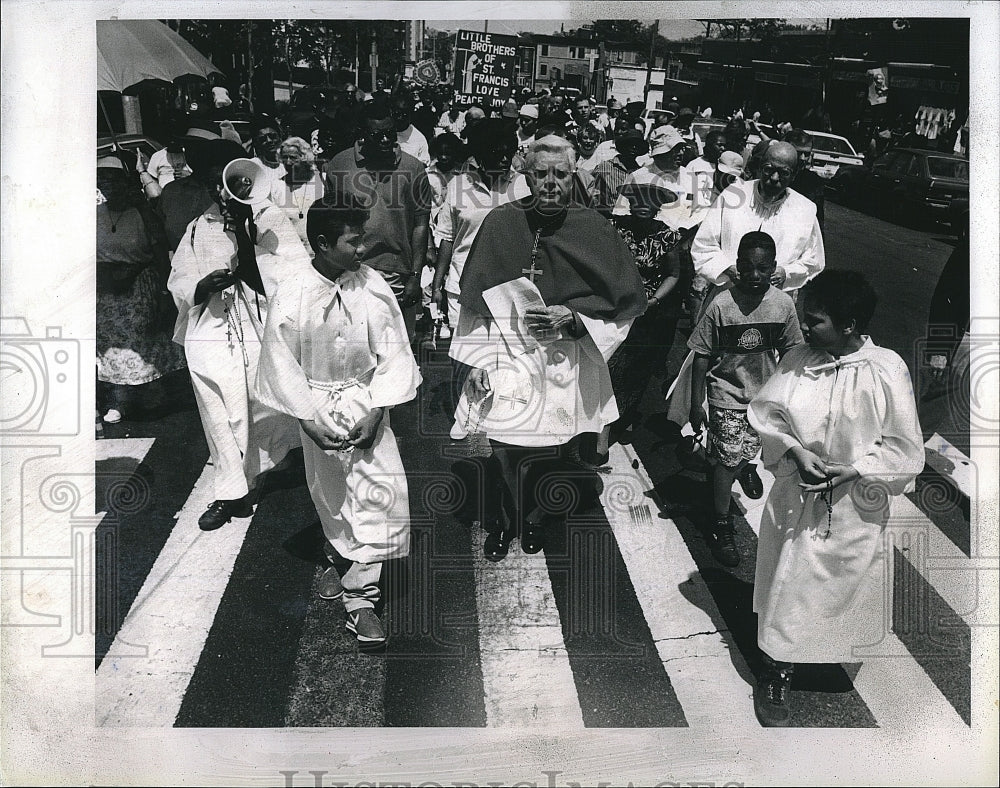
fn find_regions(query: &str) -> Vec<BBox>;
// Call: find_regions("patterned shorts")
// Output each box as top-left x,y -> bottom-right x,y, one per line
708,406 -> 761,468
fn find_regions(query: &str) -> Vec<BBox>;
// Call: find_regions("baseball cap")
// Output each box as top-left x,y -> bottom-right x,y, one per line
716,150 -> 744,177
501,99 -> 519,118
648,125 -> 687,156
518,104 -> 539,119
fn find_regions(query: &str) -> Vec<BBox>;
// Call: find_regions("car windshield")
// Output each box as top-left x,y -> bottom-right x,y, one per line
927,157 -> 969,180
810,136 -> 855,155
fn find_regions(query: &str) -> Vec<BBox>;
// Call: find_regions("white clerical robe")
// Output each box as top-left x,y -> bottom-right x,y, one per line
449,281 -> 634,447
747,339 -> 924,663
691,179 -> 825,292
168,203 -> 311,500
255,265 -> 421,563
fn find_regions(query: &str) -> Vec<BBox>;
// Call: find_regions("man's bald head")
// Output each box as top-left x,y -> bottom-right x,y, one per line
765,141 -> 799,171
759,141 -> 799,199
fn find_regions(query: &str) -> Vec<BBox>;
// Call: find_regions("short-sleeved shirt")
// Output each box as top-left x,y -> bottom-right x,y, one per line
688,285 -> 803,409
435,167 -> 531,294
324,143 -> 433,276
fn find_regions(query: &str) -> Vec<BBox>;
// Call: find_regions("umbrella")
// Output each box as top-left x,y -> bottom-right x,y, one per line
97,19 -> 221,92
97,20 -> 222,143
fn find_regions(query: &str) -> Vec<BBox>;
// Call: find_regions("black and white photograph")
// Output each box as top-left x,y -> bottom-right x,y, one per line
1,2 -> 998,785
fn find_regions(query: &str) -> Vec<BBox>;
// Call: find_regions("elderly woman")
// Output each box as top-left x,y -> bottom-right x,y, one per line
97,154 -> 186,423
451,135 -> 646,560
272,136 -> 326,250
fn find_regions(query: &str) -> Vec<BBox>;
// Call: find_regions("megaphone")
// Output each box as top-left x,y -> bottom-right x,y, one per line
222,158 -> 271,205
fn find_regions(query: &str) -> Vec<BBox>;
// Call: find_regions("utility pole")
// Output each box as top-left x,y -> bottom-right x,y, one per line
643,19 -> 658,107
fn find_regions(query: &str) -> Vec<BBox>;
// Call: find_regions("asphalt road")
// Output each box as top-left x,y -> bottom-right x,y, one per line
94,199 -> 971,735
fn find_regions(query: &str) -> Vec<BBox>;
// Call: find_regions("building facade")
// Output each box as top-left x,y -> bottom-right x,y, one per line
532,34 -> 599,93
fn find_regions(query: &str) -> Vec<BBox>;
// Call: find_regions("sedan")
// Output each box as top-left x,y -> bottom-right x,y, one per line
802,130 -> 864,179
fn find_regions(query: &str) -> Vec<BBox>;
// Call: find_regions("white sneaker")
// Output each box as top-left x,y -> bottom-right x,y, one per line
103,408 -> 122,424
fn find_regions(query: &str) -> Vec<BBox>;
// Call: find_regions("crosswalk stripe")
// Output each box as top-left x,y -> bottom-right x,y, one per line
95,437 -> 156,470
472,523 -> 586,728
890,494 -> 987,628
604,443 -> 759,729
924,433 -> 975,501
96,462 -> 253,726
850,630 -> 965,728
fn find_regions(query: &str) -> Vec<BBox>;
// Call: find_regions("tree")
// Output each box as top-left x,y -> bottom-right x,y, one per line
422,29 -> 455,77
697,18 -> 786,43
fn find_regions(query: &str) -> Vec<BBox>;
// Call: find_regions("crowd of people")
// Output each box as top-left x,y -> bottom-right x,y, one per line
97,78 -> 929,727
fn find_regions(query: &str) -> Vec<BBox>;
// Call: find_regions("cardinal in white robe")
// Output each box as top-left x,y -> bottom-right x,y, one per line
452,136 -> 647,560
169,153 -> 311,530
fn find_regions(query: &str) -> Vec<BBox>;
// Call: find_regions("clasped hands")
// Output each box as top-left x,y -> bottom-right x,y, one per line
524,304 -> 575,341
789,446 -> 859,493
300,408 -> 384,452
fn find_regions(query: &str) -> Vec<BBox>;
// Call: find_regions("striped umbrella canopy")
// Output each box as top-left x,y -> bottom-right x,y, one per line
97,19 -> 222,92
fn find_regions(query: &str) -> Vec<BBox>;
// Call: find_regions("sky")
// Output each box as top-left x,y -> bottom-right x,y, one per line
426,18 -> 826,40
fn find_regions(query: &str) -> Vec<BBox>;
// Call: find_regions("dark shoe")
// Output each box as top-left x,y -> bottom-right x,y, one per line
737,463 -> 764,499
520,518 -> 546,554
483,526 -> 513,562
346,608 -> 387,651
710,518 -> 740,567
198,498 -> 253,531
754,666 -> 794,727
317,565 -> 344,600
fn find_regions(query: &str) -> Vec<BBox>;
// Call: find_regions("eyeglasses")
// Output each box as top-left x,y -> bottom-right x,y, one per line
761,163 -> 794,179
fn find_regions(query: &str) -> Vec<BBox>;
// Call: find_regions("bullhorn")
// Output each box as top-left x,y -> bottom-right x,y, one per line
222,158 -> 271,205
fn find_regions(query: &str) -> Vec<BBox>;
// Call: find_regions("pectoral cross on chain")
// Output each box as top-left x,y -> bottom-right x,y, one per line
521,228 -> 544,284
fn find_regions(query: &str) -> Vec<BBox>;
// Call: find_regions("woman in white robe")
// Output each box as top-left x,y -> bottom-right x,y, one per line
746,270 -> 924,725
168,154 -> 311,528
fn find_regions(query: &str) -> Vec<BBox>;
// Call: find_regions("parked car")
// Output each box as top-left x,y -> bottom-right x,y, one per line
641,108 -> 674,135
802,130 -> 864,179
948,195 -> 970,241
833,147 -> 969,226
97,134 -> 164,163
746,122 -> 774,148
690,118 -> 727,144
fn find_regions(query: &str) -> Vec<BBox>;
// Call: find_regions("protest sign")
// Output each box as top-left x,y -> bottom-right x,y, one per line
453,29 -> 518,110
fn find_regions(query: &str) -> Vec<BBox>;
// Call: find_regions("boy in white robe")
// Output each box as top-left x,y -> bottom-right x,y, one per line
747,270 -> 924,726
168,143 -> 311,531
255,193 -> 421,650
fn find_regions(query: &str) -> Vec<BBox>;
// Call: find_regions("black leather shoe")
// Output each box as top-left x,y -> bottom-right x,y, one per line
198,499 -> 253,531
737,463 -> 764,499
710,520 -> 740,567
520,518 -> 546,554
754,666 -> 794,727
484,529 -> 513,562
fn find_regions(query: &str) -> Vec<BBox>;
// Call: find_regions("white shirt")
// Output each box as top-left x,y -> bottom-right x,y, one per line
436,110 -> 466,136
250,157 -> 287,196
147,148 -> 192,187
397,125 -> 430,165
434,169 -> 531,295
691,179 -> 825,291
